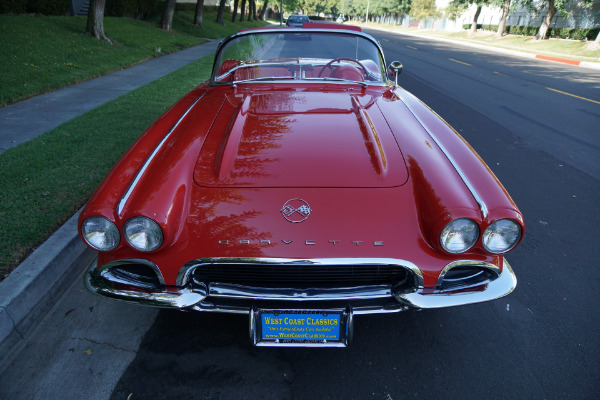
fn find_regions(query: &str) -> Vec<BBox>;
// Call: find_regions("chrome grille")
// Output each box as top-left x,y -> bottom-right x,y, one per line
191,263 -> 410,288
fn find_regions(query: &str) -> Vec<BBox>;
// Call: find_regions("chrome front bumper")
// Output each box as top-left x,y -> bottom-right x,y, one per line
84,257 -> 517,313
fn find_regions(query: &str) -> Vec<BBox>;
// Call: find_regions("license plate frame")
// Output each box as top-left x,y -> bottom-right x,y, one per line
250,307 -> 353,347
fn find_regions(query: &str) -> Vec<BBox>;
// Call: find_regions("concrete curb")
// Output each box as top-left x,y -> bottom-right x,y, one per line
0,211 -> 95,370
363,26 -> 600,71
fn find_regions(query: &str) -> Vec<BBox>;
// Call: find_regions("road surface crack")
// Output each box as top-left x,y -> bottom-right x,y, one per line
72,337 -> 137,354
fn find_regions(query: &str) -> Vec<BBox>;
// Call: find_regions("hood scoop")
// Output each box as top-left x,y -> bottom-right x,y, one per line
194,91 -> 408,188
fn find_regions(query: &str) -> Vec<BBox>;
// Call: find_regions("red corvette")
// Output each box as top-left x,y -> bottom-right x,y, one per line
79,25 -> 524,347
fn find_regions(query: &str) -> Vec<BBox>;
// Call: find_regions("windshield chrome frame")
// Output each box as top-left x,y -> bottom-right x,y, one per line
210,28 -> 389,87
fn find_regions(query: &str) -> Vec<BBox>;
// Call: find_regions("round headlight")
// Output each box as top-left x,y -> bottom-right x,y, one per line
82,217 -> 120,251
124,217 -> 163,252
440,218 -> 480,254
482,219 -> 522,254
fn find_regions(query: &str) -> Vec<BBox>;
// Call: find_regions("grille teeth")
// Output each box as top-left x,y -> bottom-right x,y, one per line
439,267 -> 497,291
191,264 -> 410,288
109,264 -> 162,289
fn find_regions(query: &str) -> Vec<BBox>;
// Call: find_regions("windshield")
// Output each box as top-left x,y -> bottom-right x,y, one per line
289,15 -> 309,23
212,30 -> 387,85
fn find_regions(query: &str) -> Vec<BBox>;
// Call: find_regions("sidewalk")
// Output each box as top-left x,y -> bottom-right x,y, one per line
0,39 -> 219,370
0,39 -> 219,154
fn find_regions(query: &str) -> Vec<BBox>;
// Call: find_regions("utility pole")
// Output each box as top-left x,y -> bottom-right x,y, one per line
365,0 -> 370,25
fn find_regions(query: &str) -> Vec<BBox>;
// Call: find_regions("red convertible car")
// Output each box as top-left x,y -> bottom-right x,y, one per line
79,25 -> 524,347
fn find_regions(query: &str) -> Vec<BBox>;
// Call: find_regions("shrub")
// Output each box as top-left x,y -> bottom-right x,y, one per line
106,0 -> 157,18
548,27 -> 600,40
1,0 -> 70,15
505,25 -> 539,36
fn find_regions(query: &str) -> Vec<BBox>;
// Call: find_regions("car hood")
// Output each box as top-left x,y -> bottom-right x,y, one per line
193,90 -> 409,188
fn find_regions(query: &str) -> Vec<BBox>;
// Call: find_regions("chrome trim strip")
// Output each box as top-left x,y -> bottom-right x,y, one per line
117,94 -> 204,216
208,283 -> 393,301
229,79 -> 386,87
84,260 -> 206,308
99,258 -> 167,287
393,91 -> 489,219
435,260 -> 501,288
191,302 -> 411,315
177,257 -> 424,288
396,258 -> 516,309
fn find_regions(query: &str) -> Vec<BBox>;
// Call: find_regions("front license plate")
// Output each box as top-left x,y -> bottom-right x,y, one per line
251,308 -> 352,347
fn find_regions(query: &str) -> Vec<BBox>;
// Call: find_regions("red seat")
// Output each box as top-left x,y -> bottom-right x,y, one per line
330,64 -> 364,81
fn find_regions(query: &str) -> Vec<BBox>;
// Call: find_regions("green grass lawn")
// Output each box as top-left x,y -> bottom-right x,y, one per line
0,11 -> 268,279
358,22 -> 600,61
429,30 -> 600,61
0,56 -> 213,279
0,12 -> 268,106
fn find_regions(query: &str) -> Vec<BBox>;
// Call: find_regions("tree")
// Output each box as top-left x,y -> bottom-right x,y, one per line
496,0 -> 511,37
259,0 -> 269,20
410,0 -> 438,21
445,0 -> 468,21
241,0 -> 247,21
86,0 -> 111,44
161,0 -> 177,31
249,0 -> 257,20
194,0 -> 206,27
470,3 -> 483,35
232,0 -> 240,21
449,0 -> 489,35
536,0 -> 557,39
517,0 -> 595,40
216,0 -> 227,24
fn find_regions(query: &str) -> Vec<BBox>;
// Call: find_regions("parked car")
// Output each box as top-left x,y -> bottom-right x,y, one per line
286,14 -> 310,27
80,25 -> 524,347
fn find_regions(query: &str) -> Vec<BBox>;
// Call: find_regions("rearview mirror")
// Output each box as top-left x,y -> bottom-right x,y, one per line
388,61 -> 403,86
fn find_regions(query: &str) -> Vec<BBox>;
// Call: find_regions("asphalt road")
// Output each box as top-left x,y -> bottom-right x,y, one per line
1,31 -> 599,400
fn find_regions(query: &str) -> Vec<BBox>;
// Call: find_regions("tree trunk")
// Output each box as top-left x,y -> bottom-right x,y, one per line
584,27 -> 600,50
86,0 -> 111,44
161,0 -> 177,31
232,0 -> 239,22
259,1 -> 268,20
536,0 -> 556,40
240,0 -> 247,22
470,5 -> 482,36
216,0 -> 226,24
496,0 -> 510,37
249,0 -> 256,21
194,0 -> 205,27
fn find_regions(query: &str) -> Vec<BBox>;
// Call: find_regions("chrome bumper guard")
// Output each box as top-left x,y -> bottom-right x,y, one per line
84,258 -> 516,312
394,260 -> 517,308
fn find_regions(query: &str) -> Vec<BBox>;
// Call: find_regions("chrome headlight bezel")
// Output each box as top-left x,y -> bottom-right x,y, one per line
81,217 -> 120,251
124,217 -> 164,252
482,219 -> 522,254
440,218 -> 480,254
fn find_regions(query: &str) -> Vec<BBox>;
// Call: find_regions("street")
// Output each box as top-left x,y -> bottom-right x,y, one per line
1,29 -> 599,399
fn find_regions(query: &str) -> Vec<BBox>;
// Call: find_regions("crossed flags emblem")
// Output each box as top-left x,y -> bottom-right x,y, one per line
280,199 -> 312,223
281,204 -> 311,218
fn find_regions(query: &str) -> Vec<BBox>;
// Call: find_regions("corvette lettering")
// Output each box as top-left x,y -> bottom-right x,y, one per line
218,240 -> 384,246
